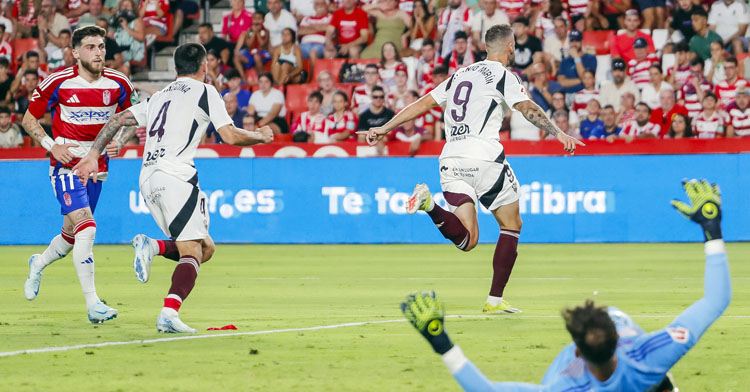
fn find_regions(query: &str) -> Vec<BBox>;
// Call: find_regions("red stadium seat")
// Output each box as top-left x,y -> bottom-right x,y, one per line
285,83 -> 320,125
186,9 -> 200,19
738,53 -> 750,78
157,13 -> 174,43
582,30 -> 615,55
13,38 -> 40,65
312,59 -> 346,82
334,83 -> 356,98
274,134 -> 293,143
129,45 -> 148,69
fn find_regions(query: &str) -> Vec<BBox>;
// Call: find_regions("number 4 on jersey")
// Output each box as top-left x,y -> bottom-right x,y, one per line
149,101 -> 171,142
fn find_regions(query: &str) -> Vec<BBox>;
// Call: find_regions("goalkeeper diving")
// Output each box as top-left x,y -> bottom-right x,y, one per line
401,179 -> 731,391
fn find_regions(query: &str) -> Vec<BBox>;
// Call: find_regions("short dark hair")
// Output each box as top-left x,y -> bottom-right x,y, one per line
224,68 -> 241,80
60,29 -> 72,37
433,65 -> 449,76
283,27 -> 296,42
485,24 -> 514,48
96,16 -> 109,26
636,102 -> 651,113
675,41 -> 689,53
0,58 -> 9,68
0,106 -> 10,115
333,90 -> 349,102
365,63 -> 379,71
689,57 -> 704,68
407,89 -> 420,99
726,56 -> 738,66
372,85 -> 385,95
422,38 -> 435,48
563,300 -> 618,366
24,69 -> 39,78
174,43 -> 208,76
703,90 -> 717,101
72,25 -> 106,48
26,51 -> 39,59
199,22 -> 213,30
602,104 -> 615,111
692,7 -> 708,18
513,16 -> 530,26
258,71 -> 274,84
308,90 -> 323,103
649,64 -> 662,73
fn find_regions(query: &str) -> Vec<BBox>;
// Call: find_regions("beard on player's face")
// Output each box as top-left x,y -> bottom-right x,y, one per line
80,58 -> 104,75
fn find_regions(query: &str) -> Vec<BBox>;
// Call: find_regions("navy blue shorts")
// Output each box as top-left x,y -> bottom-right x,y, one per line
51,169 -> 103,215
637,0 -> 665,10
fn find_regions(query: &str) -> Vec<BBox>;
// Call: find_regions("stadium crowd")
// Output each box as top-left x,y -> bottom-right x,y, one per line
2,0 -> 750,150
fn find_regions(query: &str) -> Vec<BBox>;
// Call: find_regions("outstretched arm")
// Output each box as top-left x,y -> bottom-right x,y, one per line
513,100 -> 585,154
357,94 -> 437,145
216,124 -> 274,146
73,110 -> 140,184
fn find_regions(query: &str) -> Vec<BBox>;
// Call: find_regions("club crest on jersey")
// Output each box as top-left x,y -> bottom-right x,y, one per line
666,327 -> 689,344
63,192 -> 72,206
103,90 -> 111,106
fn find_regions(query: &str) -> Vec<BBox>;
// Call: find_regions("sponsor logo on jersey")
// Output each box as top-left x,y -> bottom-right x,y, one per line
666,327 -> 689,343
63,192 -> 72,206
66,94 -> 81,104
103,90 -> 111,106
68,110 -> 112,122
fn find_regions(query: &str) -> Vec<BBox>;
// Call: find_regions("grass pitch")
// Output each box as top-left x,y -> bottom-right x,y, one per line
1,243 -> 748,391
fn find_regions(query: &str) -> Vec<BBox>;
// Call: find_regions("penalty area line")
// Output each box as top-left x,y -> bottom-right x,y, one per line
1,314 -> 747,358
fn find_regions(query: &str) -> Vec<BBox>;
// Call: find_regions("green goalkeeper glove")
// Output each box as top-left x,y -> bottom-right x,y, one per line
400,291 -> 454,355
670,179 -> 722,241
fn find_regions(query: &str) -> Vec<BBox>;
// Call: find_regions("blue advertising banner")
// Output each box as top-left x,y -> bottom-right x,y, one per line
2,154 -> 749,245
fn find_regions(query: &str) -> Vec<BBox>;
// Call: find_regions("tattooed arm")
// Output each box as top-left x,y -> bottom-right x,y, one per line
72,110 -> 140,185
513,100 -> 585,154
106,125 -> 139,157
22,111 -> 80,164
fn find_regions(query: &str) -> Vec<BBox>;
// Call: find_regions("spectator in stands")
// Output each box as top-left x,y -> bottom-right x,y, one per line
714,56 -> 747,110
206,49 -> 228,92
12,0 -> 39,38
10,51 -> 41,97
324,90 -> 356,141
326,0 -> 369,59
402,89 -> 436,139
169,0 -> 201,42
271,28 -> 304,85
641,65 -> 673,111
651,89 -> 688,132
0,106 -> 22,147
667,112 -> 693,138
708,0 -> 749,55
247,72 -> 288,134
317,70 -> 340,116
670,0 -> 699,43
557,30 -> 596,95
0,58 -> 13,108
290,0 -> 315,22
542,16 -> 569,65
265,0 -> 297,52
292,90 -> 326,143
40,28 -> 71,71
618,91 -> 636,127
405,0 -> 435,56
139,0 -> 169,41
13,69 -> 39,119
692,91 -> 727,138
627,37 -> 659,91
600,58 -> 640,111
416,39 -> 439,91
222,0 -> 252,43
234,12 -> 270,82
0,25 -> 10,62
667,41 -> 691,89
679,58 -> 713,118
243,113 -> 257,132
388,63 -> 410,111
357,86 -> 394,142
221,69 -> 251,110
77,0 -> 109,27
203,92 -> 249,144
548,90 -> 579,129
378,41 -> 404,90
589,0 -> 630,30
298,0 -> 330,65
529,62 -> 561,112
361,0 -> 411,59
726,85 -> 750,137
533,0 -> 566,39
689,8 -> 721,61
600,105 -> 622,141
513,16 -> 542,77
545,110 -> 580,140
38,0 -> 71,48
579,99 -> 605,139
610,9 -> 655,64
0,9 -> 12,42
572,70 -> 599,118
97,17 -> 128,76
472,0 -> 509,53
443,31 -> 475,74
705,41 -> 727,84
198,22 -> 231,66
351,64 -> 380,115
636,0 -> 665,31
392,119 -> 426,156
436,0 -> 472,59
621,102 -> 660,139
112,0 -> 145,66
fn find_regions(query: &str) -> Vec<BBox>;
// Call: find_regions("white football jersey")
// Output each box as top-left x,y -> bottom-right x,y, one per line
128,77 -> 233,185
430,60 -> 529,161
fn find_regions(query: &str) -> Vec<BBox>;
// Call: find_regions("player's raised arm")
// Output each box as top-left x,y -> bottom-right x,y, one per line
73,109 -> 141,185
216,123 -> 274,146
513,100 -> 585,155
357,94 -> 438,146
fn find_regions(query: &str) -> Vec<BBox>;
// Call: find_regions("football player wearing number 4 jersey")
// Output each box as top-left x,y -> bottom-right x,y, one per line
22,26 -> 134,324
74,43 -> 274,333
360,25 -> 584,314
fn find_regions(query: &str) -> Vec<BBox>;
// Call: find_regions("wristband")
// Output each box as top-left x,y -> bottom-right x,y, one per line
41,136 -> 55,151
574,57 -> 581,64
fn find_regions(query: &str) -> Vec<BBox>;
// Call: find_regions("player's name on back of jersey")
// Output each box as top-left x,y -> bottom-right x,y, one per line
460,64 -> 494,84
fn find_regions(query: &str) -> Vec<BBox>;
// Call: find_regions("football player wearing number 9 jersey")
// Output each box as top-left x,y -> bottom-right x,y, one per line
74,43 -> 274,333
359,24 -> 585,314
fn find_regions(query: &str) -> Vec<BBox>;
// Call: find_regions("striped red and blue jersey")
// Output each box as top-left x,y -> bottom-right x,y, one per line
28,66 -> 134,173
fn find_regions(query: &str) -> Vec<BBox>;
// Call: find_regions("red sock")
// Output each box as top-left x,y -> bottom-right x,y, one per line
157,239 -> 180,261
166,255 -> 200,306
61,228 -> 75,245
490,229 -> 520,297
426,203 -> 470,250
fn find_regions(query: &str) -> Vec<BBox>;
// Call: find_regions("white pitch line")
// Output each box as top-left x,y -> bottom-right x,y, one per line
1,314 -> 748,358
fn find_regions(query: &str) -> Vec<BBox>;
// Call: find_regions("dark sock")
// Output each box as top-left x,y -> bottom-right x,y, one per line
167,255 -> 199,301
490,229 -> 520,297
426,204 -> 470,250
157,239 -> 181,261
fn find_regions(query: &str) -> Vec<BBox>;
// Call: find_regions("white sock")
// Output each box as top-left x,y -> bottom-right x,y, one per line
73,224 -> 100,308
34,234 -> 74,270
148,237 -> 159,252
486,296 -> 503,306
